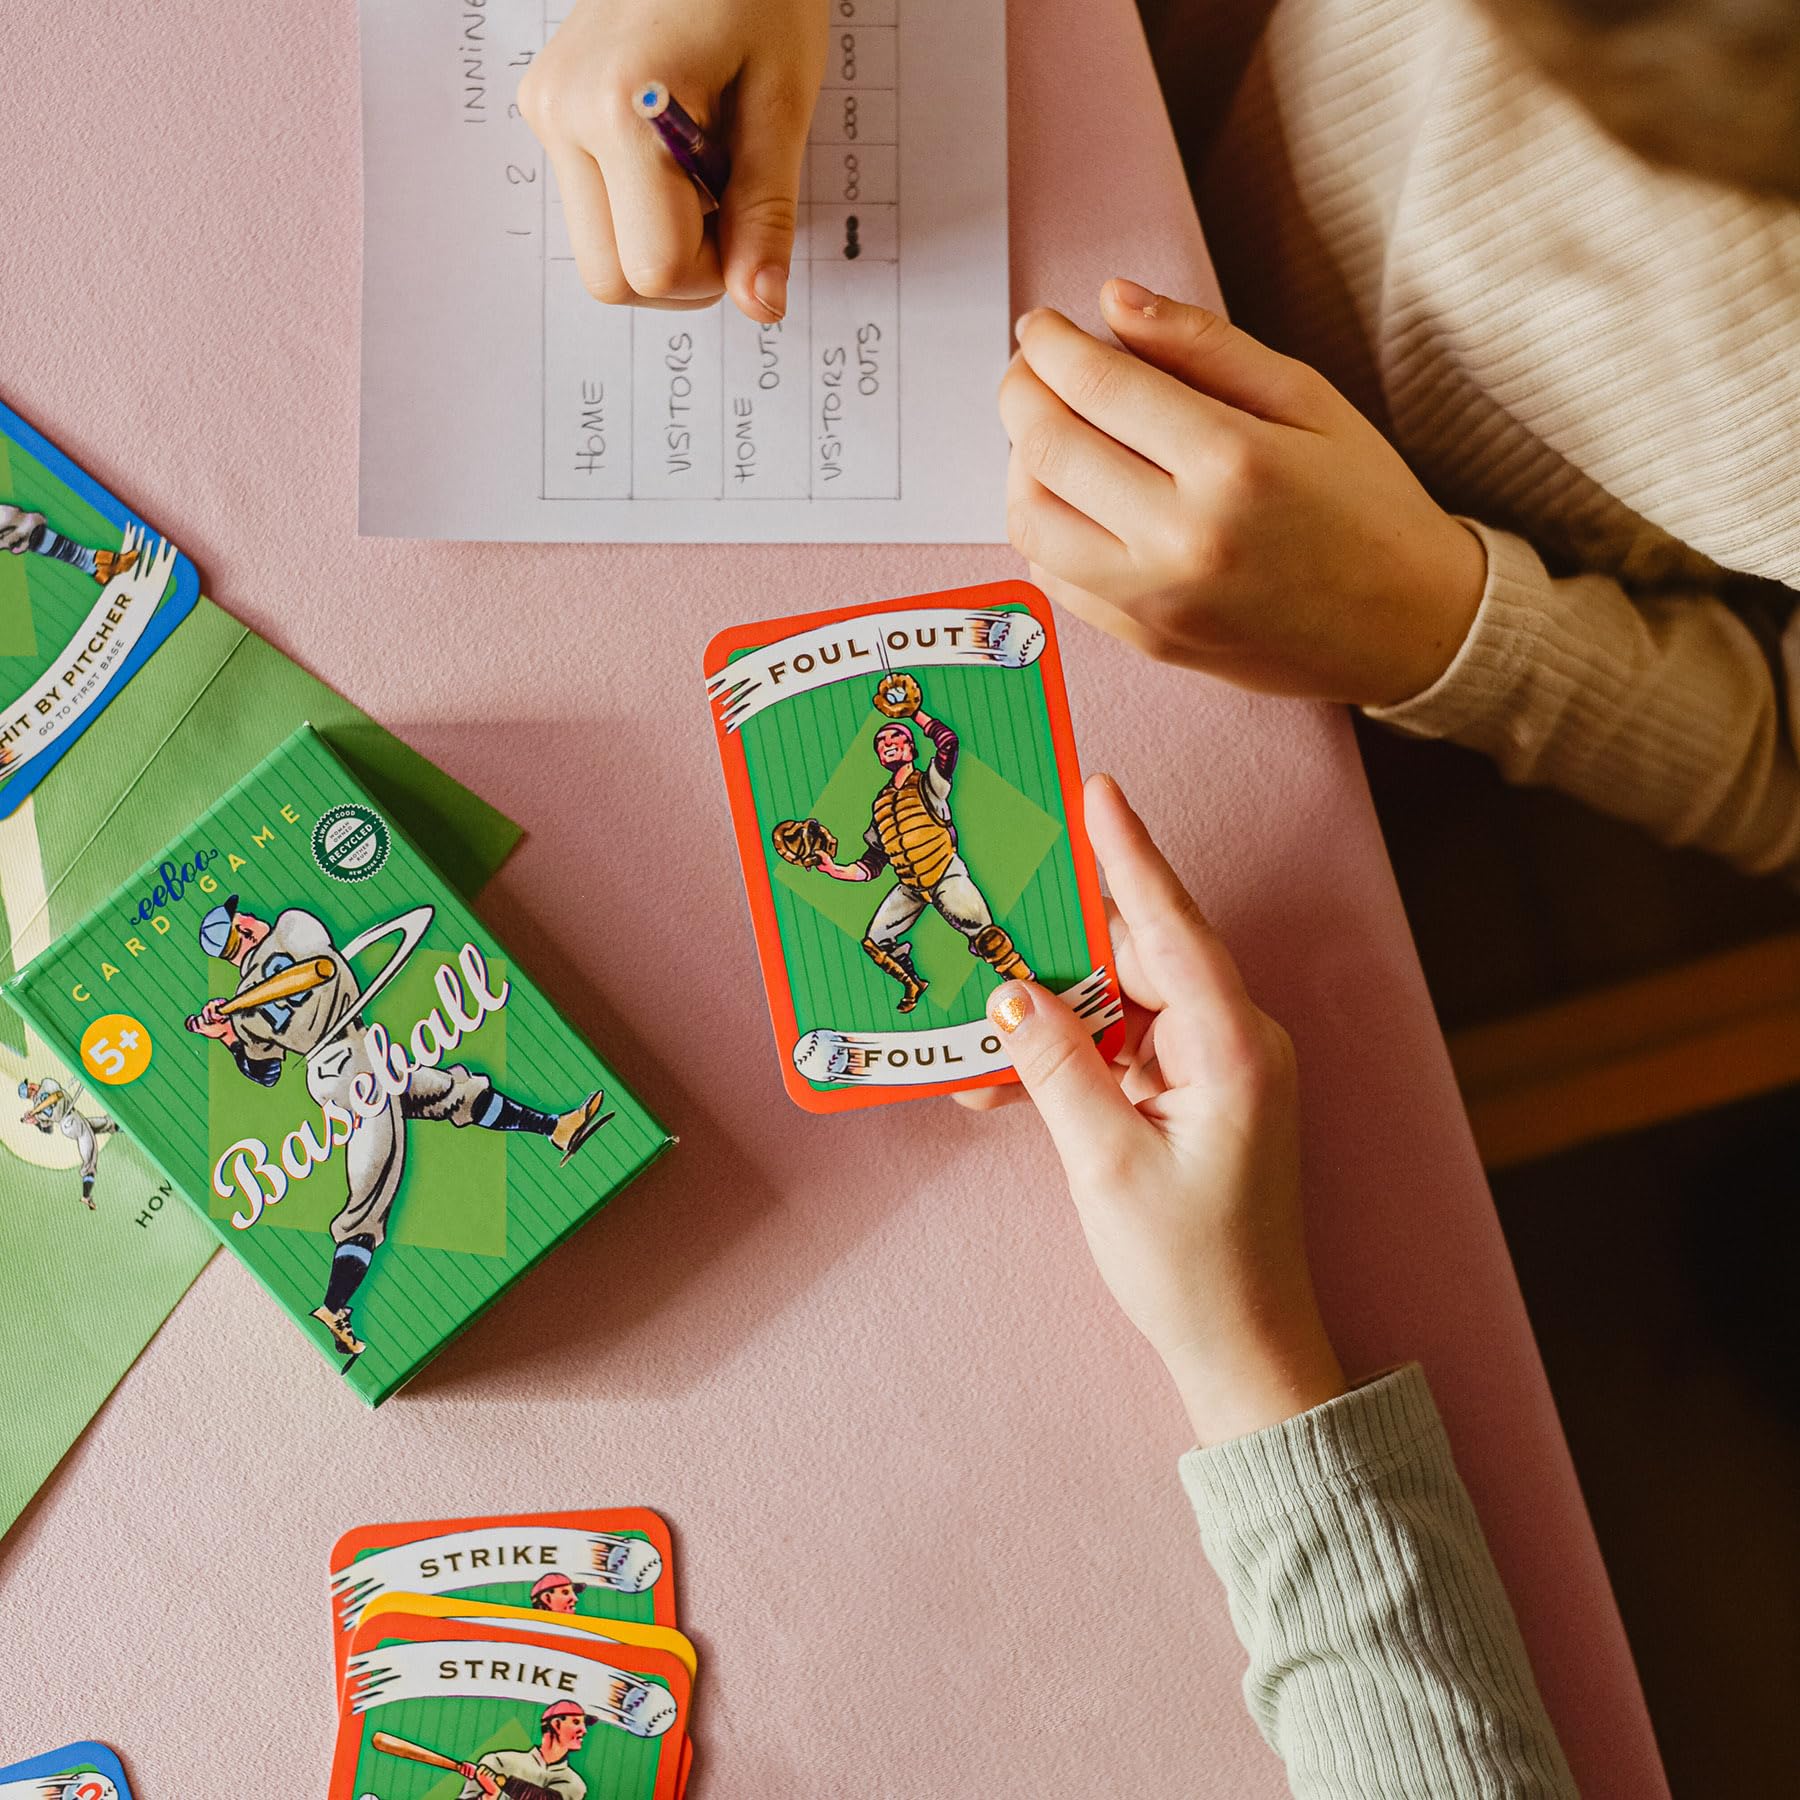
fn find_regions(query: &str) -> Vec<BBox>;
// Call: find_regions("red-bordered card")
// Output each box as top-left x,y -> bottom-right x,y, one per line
332,1614 -> 691,1800
330,1509 -> 677,1682
705,581 -> 1123,1113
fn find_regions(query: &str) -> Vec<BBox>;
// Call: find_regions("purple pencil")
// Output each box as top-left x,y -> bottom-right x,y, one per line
633,80 -> 732,213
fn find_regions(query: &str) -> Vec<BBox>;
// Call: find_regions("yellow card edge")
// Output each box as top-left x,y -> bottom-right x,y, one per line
356,1590 -> 698,1678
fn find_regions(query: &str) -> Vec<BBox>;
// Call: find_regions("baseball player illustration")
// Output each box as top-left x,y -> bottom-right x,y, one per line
530,1570 -> 586,1614
366,1702 -> 595,1799
187,895 -> 612,1361
0,502 -> 137,585
456,1701 -> 590,1800
17,1075 -> 119,1209
772,672 -> 1034,1013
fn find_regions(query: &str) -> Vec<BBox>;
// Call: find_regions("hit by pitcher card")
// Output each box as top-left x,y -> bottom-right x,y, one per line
705,581 -> 1123,1111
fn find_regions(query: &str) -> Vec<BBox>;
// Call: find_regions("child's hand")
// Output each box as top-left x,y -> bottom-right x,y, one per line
1000,281 -> 1488,708
520,0 -> 828,321
975,774 -> 1344,1447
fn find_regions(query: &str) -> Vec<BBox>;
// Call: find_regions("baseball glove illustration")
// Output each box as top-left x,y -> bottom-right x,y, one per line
872,671 -> 922,718
772,817 -> 838,870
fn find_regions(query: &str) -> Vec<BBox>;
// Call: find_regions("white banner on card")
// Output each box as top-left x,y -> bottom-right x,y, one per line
793,967 -> 1122,1086
0,531 -> 175,780
707,606 -> 1045,731
346,1635 -> 677,1737
332,1526 -> 663,1631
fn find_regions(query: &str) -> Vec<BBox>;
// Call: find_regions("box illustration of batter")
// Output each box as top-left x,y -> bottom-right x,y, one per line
3,725 -> 671,1403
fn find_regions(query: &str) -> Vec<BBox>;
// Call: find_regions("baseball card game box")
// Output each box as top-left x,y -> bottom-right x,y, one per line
4,724 -> 671,1404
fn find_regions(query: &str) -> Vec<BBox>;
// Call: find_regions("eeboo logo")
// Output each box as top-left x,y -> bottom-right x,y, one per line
313,803 -> 391,883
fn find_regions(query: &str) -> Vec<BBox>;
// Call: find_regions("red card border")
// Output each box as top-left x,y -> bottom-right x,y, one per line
331,1613 -> 691,1800
329,1507 -> 678,1685
704,580 -> 1124,1114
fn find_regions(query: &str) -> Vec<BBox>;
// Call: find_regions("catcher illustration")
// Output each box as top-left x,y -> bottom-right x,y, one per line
188,895 -> 612,1362
772,672 -> 1034,1013
17,1075 -> 119,1209
0,501 -> 137,585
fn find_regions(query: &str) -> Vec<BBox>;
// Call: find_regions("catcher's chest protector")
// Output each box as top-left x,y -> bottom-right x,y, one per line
872,772 -> 956,894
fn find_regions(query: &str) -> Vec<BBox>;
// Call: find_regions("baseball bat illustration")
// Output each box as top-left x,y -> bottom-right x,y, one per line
185,957 -> 335,1031
370,1731 -> 466,1774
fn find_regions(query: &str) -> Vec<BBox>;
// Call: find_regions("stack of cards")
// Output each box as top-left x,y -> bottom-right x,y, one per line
328,1510 -> 697,1799
705,581 -> 1124,1111
0,1742 -> 133,1799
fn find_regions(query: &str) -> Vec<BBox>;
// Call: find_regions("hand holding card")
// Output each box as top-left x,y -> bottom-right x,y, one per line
706,582 -> 1124,1111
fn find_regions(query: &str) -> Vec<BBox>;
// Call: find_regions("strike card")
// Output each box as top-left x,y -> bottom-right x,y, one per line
3,726 -> 672,1404
705,581 -> 1124,1111
333,1614 -> 690,1800
0,396 -> 201,815
345,1605 -> 701,1800
0,1742 -> 134,1800
331,1510 -> 679,1683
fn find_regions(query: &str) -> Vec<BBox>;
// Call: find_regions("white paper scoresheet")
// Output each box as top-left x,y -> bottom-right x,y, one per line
358,0 -> 1009,543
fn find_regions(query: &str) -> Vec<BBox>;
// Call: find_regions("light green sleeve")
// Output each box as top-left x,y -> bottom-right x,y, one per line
1179,1365 -> 1578,1798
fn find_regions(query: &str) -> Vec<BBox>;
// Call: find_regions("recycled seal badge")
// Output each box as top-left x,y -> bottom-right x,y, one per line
313,802 -> 392,883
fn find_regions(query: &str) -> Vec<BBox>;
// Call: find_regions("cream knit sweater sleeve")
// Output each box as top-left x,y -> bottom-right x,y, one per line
1366,522 -> 1800,877
1184,0 -> 1800,881
1181,1365 -> 1578,1799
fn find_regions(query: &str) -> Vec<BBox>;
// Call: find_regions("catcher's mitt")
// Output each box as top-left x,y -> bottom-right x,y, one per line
872,671 -> 922,718
772,817 -> 838,871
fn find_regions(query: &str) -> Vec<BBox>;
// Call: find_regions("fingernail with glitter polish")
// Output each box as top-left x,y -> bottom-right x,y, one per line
987,982 -> 1032,1035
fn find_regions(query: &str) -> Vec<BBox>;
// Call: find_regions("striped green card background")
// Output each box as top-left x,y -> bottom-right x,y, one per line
736,626 -> 1090,1057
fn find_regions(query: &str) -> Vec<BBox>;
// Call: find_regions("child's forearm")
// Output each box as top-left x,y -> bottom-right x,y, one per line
1181,1365 -> 1577,1800
1366,520 -> 1800,878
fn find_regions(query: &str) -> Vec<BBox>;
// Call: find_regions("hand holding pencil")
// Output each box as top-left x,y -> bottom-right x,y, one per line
518,0 -> 828,323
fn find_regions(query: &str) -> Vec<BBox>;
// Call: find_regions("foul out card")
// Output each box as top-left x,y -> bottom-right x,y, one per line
706,581 -> 1124,1111
333,1614 -> 690,1800
0,1742 -> 134,1799
331,1510 -> 677,1681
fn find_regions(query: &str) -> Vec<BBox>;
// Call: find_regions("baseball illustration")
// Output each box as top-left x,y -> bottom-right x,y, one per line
597,1534 -> 664,1593
793,1029 -> 854,1082
974,611 -> 1046,667
614,1680 -> 680,1739
58,1779 -> 118,1800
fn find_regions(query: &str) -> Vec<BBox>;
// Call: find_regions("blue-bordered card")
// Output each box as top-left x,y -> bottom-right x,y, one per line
0,398 -> 201,815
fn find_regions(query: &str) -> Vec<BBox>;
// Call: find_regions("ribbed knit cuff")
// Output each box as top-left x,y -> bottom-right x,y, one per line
1363,521 -> 1552,739
1178,1364 -> 1444,1530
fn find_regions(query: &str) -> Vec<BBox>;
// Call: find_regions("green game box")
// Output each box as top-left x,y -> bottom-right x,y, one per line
4,725 -> 671,1403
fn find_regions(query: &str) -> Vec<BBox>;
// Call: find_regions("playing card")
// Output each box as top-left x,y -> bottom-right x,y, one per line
342,1599 -> 700,1800
706,580 -> 1124,1110
0,1742 -> 134,1800
0,396 -> 200,815
331,1510 -> 678,1681
333,1614 -> 690,1800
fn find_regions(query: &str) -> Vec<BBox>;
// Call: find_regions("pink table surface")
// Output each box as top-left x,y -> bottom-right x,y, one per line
0,1 -> 1665,1794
